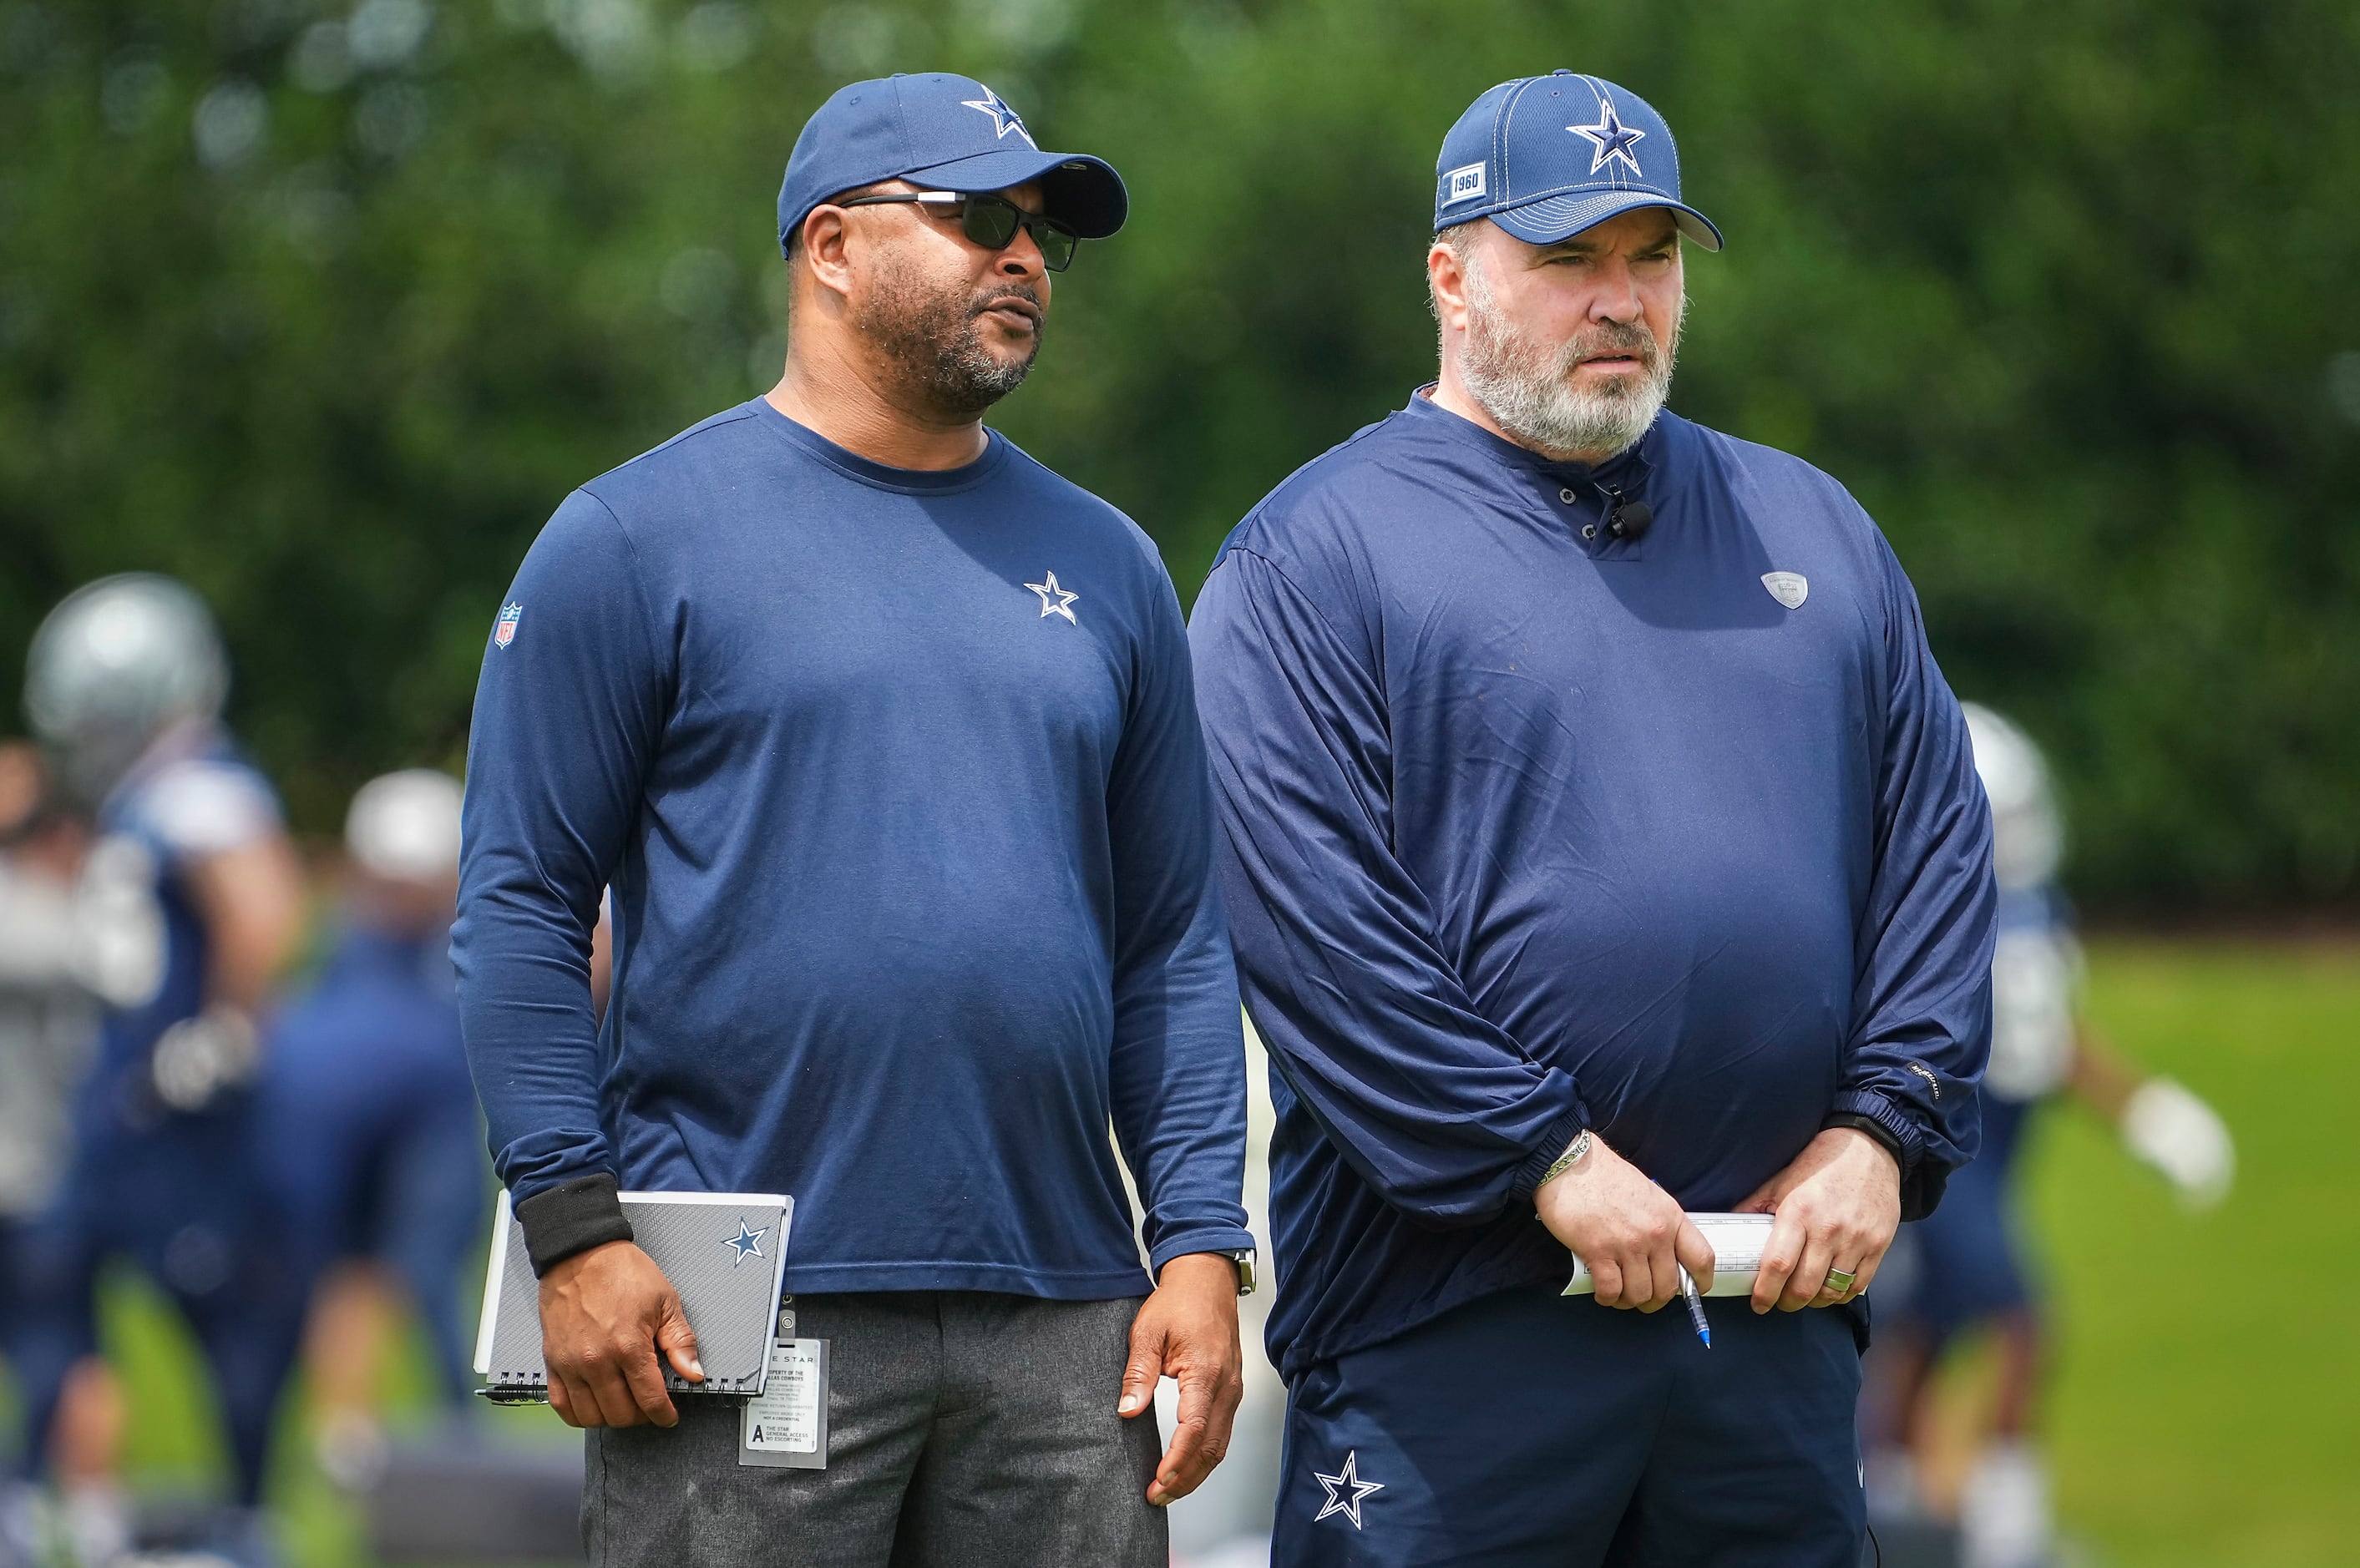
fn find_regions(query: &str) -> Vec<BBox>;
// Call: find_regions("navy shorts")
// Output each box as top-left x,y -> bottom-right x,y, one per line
1274,1284 -> 1866,1567
1885,1095 -> 2037,1340
42,1098 -> 306,1503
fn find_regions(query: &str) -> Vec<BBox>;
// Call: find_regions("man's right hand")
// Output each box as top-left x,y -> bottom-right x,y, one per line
537,1240 -> 704,1429
1532,1134 -> 1714,1313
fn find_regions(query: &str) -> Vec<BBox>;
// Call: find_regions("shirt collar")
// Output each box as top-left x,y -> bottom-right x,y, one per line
748,398 -> 1010,496
1401,384 -> 1661,491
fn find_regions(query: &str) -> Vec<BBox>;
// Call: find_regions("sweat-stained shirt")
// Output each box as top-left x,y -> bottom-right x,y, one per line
453,398 -> 1252,1297
1189,392 -> 1994,1378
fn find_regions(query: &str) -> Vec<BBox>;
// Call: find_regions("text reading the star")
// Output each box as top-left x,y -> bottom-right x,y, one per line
961,87 -> 1035,146
1313,1449 -> 1385,1530
722,1219 -> 768,1265
1569,98 -> 1646,179
1026,571 -> 1080,625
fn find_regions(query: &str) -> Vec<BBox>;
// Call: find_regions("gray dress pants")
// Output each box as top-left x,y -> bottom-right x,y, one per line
584,1291 -> 1165,1567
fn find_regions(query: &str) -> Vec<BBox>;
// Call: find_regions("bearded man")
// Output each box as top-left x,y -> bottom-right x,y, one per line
1189,73 -> 1996,1566
455,74 -> 1255,1567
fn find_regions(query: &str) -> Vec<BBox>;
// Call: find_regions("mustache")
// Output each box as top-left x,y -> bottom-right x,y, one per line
1559,319 -> 1659,369
971,281 -> 1044,320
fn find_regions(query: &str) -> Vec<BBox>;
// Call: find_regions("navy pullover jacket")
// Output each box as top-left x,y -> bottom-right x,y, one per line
1189,393 -> 1994,1378
454,398 -> 1252,1297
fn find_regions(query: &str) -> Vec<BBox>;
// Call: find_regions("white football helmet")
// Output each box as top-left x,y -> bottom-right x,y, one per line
23,574 -> 229,802
1961,703 -> 2062,893
345,769 -> 463,884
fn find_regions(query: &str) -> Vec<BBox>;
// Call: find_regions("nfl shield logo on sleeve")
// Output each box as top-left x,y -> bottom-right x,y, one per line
493,602 -> 523,648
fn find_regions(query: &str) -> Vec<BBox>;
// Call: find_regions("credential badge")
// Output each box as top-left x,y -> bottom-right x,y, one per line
1761,571 -> 1809,609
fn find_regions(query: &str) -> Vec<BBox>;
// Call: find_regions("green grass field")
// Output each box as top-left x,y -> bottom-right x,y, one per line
2024,939 -> 2360,1567
43,938 -> 2360,1565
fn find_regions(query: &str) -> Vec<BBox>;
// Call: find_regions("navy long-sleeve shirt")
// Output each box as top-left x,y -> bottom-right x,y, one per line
1189,392 -> 1993,1377
454,398 -> 1252,1297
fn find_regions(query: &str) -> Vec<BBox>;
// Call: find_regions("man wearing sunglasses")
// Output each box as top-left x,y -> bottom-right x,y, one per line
456,73 -> 1254,1566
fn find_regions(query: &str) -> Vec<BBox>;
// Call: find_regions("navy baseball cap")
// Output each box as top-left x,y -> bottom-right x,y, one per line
777,73 -> 1127,255
1433,71 -> 1722,251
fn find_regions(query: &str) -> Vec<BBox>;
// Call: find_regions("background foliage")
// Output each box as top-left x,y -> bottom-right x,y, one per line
1,0 -> 2355,908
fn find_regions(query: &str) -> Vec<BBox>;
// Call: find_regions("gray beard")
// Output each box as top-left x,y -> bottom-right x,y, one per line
855,262 -> 1041,421
1458,260 -> 1680,463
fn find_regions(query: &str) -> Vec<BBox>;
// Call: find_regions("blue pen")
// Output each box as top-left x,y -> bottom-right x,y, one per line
1647,1177 -> 1712,1349
1678,1265 -> 1711,1348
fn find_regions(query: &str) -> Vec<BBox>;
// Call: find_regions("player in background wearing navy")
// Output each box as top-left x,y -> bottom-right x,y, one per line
1191,73 -> 1995,1565
0,743 -> 108,1564
17,577 -> 309,1564
455,74 -> 1253,1566
258,770 -> 483,1492
1863,706 -> 2233,1568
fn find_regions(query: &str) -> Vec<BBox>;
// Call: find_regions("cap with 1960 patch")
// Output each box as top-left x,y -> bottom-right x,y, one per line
777,73 -> 1127,255
1433,70 -> 1721,251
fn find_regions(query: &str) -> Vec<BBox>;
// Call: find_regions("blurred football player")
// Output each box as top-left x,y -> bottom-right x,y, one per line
0,741 -> 107,1561
18,575 -> 309,1554
1863,703 -> 2234,1568
257,769 -> 484,1490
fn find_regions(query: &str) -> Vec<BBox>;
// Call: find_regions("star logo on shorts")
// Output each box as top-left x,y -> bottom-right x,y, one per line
1025,570 -> 1079,624
722,1220 -> 767,1265
1313,1449 -> 1385,1529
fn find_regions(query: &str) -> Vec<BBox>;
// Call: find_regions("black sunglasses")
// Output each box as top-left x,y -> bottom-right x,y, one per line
836,190 -> 1081,273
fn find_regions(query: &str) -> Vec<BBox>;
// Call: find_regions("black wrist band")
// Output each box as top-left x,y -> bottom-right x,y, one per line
1821,1112 -> 1907,1170
515,1172 -> 634,1277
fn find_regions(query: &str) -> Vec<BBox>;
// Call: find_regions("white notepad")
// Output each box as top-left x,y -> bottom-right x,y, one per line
1561,1212 -> 1776,1298
474,1190 -> 793,1403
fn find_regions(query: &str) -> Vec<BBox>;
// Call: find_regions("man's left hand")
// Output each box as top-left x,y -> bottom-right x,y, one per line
1117,1252 -> 1244,1506
1736,1127 -> 1901,1313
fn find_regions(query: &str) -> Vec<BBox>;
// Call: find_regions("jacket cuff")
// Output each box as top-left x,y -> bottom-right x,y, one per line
1826,1091 -> 1947,1222
1510,1100 -> 1593,1203
515,1172 -> 634,1277
1821,1112 -> 1907,1170
1147,1225 -> 1260,1280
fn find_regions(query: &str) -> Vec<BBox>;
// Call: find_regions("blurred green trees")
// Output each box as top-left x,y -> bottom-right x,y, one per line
1,0 -> 2354,908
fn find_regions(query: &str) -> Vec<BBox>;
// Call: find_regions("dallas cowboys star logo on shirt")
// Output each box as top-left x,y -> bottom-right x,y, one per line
961,86 -> 1035,145
1569,96 -> 1646,178
1313,1449 -> 1385,1529
721,1219 -> 767,1265
1026,570 -> 1079,624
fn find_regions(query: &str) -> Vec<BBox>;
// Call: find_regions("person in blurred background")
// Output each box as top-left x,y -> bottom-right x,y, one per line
1192,72 -> 1994,1566
1863,704 -> 2234,1568
0,741 -> 107,1561
256,768 -> 482,1494
17,575 -> 309,1564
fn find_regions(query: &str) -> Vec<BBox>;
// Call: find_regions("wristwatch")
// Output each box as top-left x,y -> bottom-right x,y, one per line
1223,1247 -> 1258,1297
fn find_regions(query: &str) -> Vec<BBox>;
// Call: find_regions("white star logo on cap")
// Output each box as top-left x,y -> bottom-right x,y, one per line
962,86 -> 1036,147
1569,96 -> 1646,178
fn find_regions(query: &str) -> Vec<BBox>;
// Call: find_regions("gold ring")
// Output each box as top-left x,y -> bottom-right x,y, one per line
1823,1267 -> 1857,1293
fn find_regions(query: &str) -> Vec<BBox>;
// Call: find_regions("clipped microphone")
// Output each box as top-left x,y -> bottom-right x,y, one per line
1600,484 -> 1653,540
